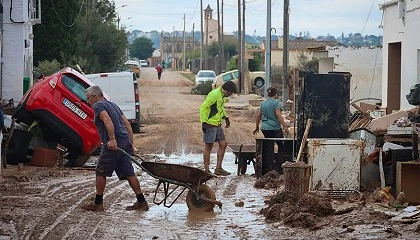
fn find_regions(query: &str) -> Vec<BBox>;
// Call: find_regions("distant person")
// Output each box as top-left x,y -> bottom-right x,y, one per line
155,64 -> 163,80
161,60 -> 166,71
200,81 -> 237,176
82,86 -> 149,212
253,87 -> 289,139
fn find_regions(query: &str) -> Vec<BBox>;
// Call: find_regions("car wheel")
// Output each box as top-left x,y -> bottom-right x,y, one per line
131,122 -> 140,133
254,77 -> 265,89
65,151 -> 91,167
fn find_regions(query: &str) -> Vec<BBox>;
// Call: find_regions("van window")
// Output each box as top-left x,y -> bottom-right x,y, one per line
232,70 -> 239,79
222,73 -> 234,82
61,74 -> 89,100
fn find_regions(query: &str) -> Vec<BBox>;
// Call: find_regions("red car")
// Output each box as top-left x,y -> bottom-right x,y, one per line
14,67 -> 102,166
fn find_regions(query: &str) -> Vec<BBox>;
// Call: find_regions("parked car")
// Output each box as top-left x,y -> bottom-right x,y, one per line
211,69 -> 265,91
125,60 -> 141,78
195,70 -> 216,85
139,60 -> 148,67
13,67 -> 102,167
85,72 -> 141,133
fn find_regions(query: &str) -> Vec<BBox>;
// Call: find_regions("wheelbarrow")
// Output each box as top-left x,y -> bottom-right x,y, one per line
227,144 -> 256,175
119,148 -> 222,212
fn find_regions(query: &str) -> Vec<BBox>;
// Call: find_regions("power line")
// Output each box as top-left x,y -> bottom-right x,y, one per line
49,0 -> 84,27
360,0 -> 377,35
187,0 -> 200,24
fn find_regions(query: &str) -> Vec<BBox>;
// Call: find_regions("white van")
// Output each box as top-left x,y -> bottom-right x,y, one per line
85,72 -> 141,133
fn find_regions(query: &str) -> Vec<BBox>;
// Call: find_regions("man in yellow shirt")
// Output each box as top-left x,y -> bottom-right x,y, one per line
200,81 -> 237,175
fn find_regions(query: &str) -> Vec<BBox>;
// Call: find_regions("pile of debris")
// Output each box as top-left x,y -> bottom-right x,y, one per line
254,170 -> 284,189
260,191 -> 335,229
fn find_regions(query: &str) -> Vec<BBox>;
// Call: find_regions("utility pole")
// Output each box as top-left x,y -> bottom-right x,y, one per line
172,26 -> 176,69
242,0 -> 246,93
237,0 -> 242,94
192,23 -> 195,70
0,2 -> 3,97
221,0 -> 225,72
265,0 -> 271,98
282,0 -> 289,105
205,8 -> 209,69
200,0 -> 204,70
183,14 -> 186,71
217,0 -> 221,74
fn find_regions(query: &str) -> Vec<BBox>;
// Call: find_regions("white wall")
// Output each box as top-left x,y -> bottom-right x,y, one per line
2,0 -> 33,102
328,46 -> 383,104
381,0 -> 420,110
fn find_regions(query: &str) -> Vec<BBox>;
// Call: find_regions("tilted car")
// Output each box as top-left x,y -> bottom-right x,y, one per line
195,70 -> 216,86
13,67 -> 102,167
211,69 -> 265,91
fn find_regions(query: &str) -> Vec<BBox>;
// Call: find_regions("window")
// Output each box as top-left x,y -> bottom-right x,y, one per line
232,70 -> 239,79
61,74 -> 89,101
222,73 -> 234,82
198,71 -> 216,78
28,0 -> 41,24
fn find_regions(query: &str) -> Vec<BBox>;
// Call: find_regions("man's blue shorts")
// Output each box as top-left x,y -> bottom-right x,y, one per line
95,139 -> 135,180
203,126 -> 225,143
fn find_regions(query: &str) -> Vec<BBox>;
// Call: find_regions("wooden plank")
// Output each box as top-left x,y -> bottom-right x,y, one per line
379,148 -> 385,188
351,102 -> 372,118
255,139 -> 263,178
296,119 -> 312,162
384,135 -> 413,143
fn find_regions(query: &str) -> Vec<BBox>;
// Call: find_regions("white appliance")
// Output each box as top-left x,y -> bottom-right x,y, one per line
306,138 -> 364,192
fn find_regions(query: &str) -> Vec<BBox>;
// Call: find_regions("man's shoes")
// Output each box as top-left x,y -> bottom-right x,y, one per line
126,201 -> 149,211
81,202 -> 104,212
214,168 -> 231,176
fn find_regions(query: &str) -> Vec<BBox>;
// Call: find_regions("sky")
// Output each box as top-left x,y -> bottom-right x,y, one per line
114,0 -> 386,38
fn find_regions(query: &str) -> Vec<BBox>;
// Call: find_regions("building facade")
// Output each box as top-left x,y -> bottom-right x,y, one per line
380,0 -> 420,112
1,0 -> 40,102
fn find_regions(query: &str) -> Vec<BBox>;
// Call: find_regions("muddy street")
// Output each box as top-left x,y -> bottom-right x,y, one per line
1,68 -> 420,239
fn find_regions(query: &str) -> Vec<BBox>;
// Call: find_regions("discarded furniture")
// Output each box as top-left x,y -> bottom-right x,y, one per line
389,147 -> 414,195
255,138 -> 295,177
306,138 -> 364,198
297,72 -> 350,150
396,161 -> 420,204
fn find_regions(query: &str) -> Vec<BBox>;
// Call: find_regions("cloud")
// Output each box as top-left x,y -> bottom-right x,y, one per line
115,0 -> 383,37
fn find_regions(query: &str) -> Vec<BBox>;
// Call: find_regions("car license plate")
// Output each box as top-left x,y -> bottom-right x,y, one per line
63,98 -> 87,120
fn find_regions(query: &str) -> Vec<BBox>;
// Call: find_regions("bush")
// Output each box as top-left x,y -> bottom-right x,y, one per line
36,59 -> 62,76
191,82 -> 213,95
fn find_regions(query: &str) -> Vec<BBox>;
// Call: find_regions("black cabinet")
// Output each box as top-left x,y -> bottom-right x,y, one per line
297,72 -> 351,147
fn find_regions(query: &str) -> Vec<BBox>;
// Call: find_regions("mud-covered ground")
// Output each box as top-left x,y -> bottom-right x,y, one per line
1,68 -> 420,239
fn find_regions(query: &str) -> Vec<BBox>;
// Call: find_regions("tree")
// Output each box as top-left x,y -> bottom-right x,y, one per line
33,0 -> 127,73
33,0 -> 80,65
297,51 -> 319,73
129,37 -> 154,60
74,13 -> 127,73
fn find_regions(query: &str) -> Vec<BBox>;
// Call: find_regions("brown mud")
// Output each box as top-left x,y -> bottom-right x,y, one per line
1,68 -> 420,239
